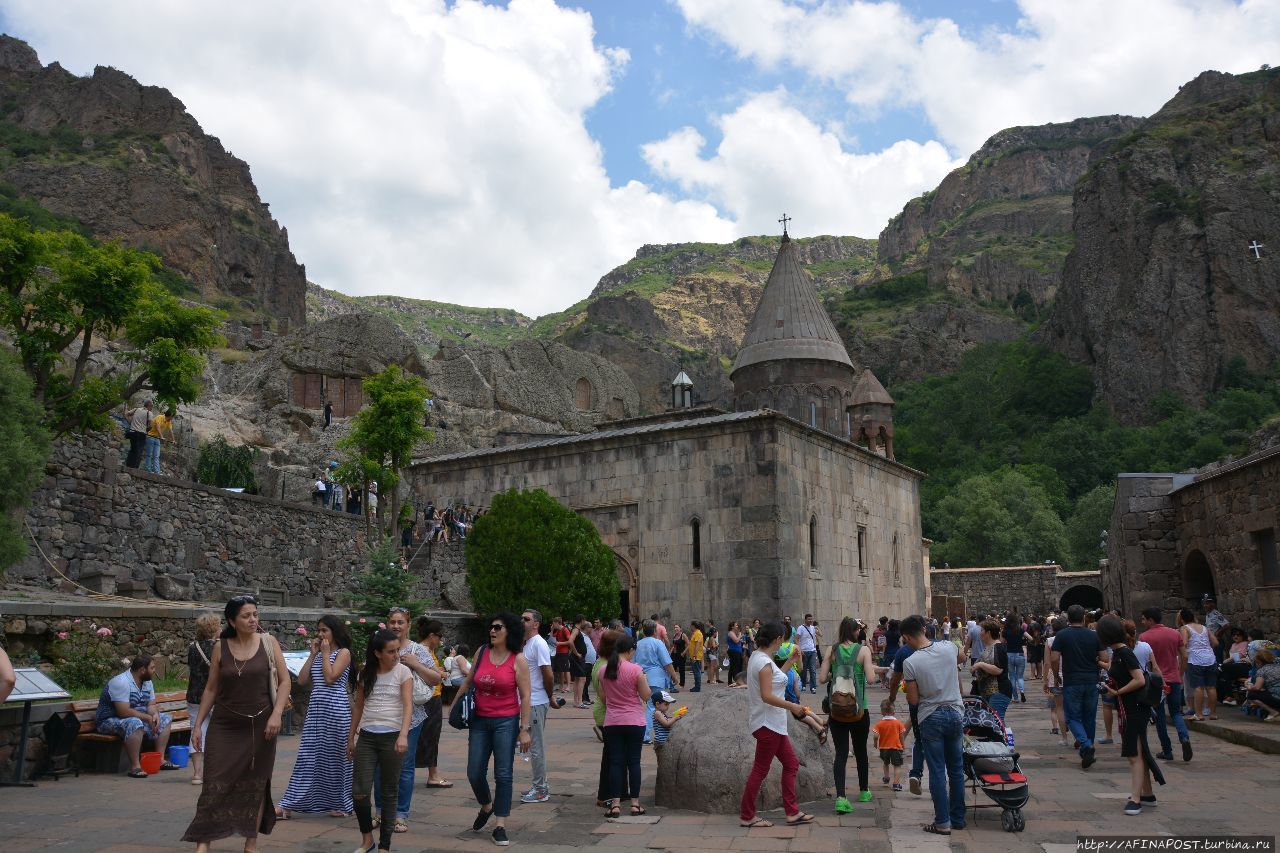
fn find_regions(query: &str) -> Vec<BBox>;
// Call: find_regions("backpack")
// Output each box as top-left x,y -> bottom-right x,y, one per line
826,643 -> 865,723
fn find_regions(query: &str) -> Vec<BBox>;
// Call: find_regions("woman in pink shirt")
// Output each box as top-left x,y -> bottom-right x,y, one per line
600,635 -> 654,818
458,612 -> 532,847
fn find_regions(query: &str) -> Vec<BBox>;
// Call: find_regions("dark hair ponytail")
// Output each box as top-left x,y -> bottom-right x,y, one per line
359,629 -> 398,699
606,635 -> 634,681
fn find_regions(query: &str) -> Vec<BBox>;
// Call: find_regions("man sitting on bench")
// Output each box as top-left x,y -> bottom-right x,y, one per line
94,654 -> 176,777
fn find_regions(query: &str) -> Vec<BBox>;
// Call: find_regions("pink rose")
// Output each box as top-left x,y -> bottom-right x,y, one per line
296,626 -> 308,635
378,623 -> 386,630
358,617 -> 367,623
73,619 -> 82,624
97,627 -> 113,637
57,631 -> 69,640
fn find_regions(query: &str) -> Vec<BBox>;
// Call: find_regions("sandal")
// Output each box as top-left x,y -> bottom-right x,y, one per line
274,807 -> 291,820
394,819 -> 408,833
328,810 -> 350,817
425,779 -> 454,788
817,726 -> 828,746
786,812 -> 815,826
630,805 -> 646,816
740,818 -> 773,828
923,823 -> 951,835
606,805 -> 621,819
127,768 -> 148,778
160,760 -> 180,770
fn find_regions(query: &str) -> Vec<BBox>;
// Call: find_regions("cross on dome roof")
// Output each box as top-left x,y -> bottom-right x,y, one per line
731,234 -> 854,375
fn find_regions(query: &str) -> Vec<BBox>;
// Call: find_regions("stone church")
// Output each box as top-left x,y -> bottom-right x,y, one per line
409,233 -> 926,627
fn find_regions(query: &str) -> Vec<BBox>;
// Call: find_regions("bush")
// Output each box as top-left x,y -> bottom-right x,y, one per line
466,488 -> 620,619
0,347 -> 51,575
51,621 -> 123,691
195,435 -> 258,491
347,536 -> 429,660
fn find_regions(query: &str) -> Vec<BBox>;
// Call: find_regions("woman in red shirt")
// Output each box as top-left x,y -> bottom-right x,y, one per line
458,613 -> 532,847
552,618 -> 572,693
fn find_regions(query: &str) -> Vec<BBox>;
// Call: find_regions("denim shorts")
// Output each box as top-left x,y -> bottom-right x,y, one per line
1185,662 -> 1218,689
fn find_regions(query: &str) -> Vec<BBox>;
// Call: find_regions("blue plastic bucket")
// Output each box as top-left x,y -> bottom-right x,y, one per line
167,745 -> 190,768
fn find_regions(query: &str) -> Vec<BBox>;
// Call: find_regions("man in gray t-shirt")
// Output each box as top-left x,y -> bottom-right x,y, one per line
902,615 -> 967,834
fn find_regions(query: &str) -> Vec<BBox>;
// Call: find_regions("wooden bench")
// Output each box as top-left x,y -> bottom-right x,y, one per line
72,691 -> 193,773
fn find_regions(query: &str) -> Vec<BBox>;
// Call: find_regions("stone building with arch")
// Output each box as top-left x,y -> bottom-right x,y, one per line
408,234 -> 925,626
1105,446 -> 1280,632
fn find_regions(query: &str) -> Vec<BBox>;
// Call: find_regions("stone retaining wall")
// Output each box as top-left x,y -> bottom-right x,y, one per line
14,434 -> 367,605
928,564 -> 1103,616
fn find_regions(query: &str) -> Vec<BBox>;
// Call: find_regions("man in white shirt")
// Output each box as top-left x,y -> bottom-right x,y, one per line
903,614 -> 967,835
521,609 -> 556,803
795,614 -> 820,695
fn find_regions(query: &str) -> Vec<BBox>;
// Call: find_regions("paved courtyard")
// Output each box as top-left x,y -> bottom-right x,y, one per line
2,675 -> 1278,852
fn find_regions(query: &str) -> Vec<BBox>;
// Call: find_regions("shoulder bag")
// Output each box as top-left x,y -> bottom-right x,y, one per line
448,648 -> 484,730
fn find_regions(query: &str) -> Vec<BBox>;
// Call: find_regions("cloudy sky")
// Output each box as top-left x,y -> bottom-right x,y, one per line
1,1 -> 1275,316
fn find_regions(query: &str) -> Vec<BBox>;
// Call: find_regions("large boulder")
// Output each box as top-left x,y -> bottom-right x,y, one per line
655,689 -> 834,813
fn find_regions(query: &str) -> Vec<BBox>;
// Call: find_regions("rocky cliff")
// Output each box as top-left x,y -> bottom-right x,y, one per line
0,36 -> 306,325
1037,68 -> 1280,420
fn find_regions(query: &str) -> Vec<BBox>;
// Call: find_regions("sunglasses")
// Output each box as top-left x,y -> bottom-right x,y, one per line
521,616 -> 533,622
230,595 -> 257,605
489,624 -> 505,632
389,607 -> 410,615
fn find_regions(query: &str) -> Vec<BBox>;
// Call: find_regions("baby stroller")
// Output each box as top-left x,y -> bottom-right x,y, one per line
961,696 -> 1029,832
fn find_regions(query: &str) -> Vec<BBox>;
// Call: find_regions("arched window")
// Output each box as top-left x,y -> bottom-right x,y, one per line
809,401 -> 817,427
892,531 -> 900,584
691,517 -> 702,570
809,515 -> 817,569
575,377 -> 593,410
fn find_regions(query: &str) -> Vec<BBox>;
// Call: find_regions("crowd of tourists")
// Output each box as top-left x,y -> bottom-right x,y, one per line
87,594 -> 1280,851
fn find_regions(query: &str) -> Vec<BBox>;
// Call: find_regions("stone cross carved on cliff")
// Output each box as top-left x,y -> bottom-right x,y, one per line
1248,241 -> 1265,259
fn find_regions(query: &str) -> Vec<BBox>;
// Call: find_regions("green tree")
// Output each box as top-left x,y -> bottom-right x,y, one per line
931,469 -> 1069,567
466,488 -> 620,619
348,536 -> 429,659
0,214 -> 222,436
1065,484 -> 1117,571
195,435 -> 259,491
0,347 -> 51,573
339,364 -> 432,541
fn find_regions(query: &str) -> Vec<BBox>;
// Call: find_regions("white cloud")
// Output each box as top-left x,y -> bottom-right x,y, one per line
642,91 -> 959,237
676,0 -> 1280,153
3,0 -> 735,316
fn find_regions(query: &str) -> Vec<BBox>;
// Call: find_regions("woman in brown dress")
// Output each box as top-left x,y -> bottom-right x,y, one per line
184,595 -> 291,852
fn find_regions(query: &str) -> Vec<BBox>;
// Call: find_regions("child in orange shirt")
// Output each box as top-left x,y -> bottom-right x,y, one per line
872,699 -> 908,791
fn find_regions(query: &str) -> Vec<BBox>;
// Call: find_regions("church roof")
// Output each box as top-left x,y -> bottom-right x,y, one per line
731,235 -> 854,376
411,407 -> 923,477
851,368 -> 894,406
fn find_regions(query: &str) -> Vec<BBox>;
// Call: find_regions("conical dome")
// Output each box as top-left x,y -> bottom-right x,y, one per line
731,235 -> 854,376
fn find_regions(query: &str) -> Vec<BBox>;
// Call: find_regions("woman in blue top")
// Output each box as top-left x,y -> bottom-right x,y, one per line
727,622 -> 745,687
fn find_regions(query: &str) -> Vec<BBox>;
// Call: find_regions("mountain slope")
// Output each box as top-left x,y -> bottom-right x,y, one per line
1037,67 -> 1280,420
0,35 -> 306,325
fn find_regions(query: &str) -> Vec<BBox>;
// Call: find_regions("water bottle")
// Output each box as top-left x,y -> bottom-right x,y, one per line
1004,726 -> 1015,748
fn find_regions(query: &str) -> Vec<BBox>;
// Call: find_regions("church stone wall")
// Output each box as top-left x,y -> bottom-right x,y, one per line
410,413 -> 924,629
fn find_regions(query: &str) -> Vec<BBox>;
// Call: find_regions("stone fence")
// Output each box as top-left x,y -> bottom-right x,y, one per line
0,599 -> 483,782
928,564 -> 1104,617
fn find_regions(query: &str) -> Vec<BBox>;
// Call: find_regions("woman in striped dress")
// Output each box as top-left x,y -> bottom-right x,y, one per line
277,615 -> 354,818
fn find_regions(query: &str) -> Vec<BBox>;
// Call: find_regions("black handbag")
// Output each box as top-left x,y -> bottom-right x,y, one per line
1138,670 -> 1165,707
448,649 -> 483,730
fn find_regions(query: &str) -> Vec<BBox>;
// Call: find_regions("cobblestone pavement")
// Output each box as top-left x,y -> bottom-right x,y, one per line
2,675 -> 1278,852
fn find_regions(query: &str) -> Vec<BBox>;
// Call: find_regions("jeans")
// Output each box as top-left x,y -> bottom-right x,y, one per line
354,731 -> 403,851
1006,652 -> 1026,697
144,436 -> 161,473
375,720 -> 423,820
125,430 -> 146,468
1153,682 -> 1191,753
918,707 -> 966,830
740,726 -> 799,822
527,703 -> 549,794
728,650 -> 744,683
603,724 -> 645,802
467,714 -> 518,817
1063,683 -> 1099,756
987,691 -> 1012,721
801,651 -> 818,693
829,712 -> 870,796
691,660 -> 702,691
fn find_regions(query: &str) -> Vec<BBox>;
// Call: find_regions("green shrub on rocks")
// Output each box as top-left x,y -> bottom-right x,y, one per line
0,347 -> 50,574
195,435 -> 258,491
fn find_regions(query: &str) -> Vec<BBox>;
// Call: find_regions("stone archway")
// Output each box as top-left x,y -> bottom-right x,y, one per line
1059,583 -> 1104,611
615,550 -> 638,625
1182,549 -> 1216,604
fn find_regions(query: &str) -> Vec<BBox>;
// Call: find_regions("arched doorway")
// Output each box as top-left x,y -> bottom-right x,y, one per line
1182,550 -> 1216,604
615,551 -> 637,625
1059,584 -> 1104,611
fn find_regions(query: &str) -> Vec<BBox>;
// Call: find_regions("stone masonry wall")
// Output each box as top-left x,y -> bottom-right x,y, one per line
1105,474 -> 1181,617
1173,450 -> 1280,634
929,565 -> 1103,616
14,435 -> 368,606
